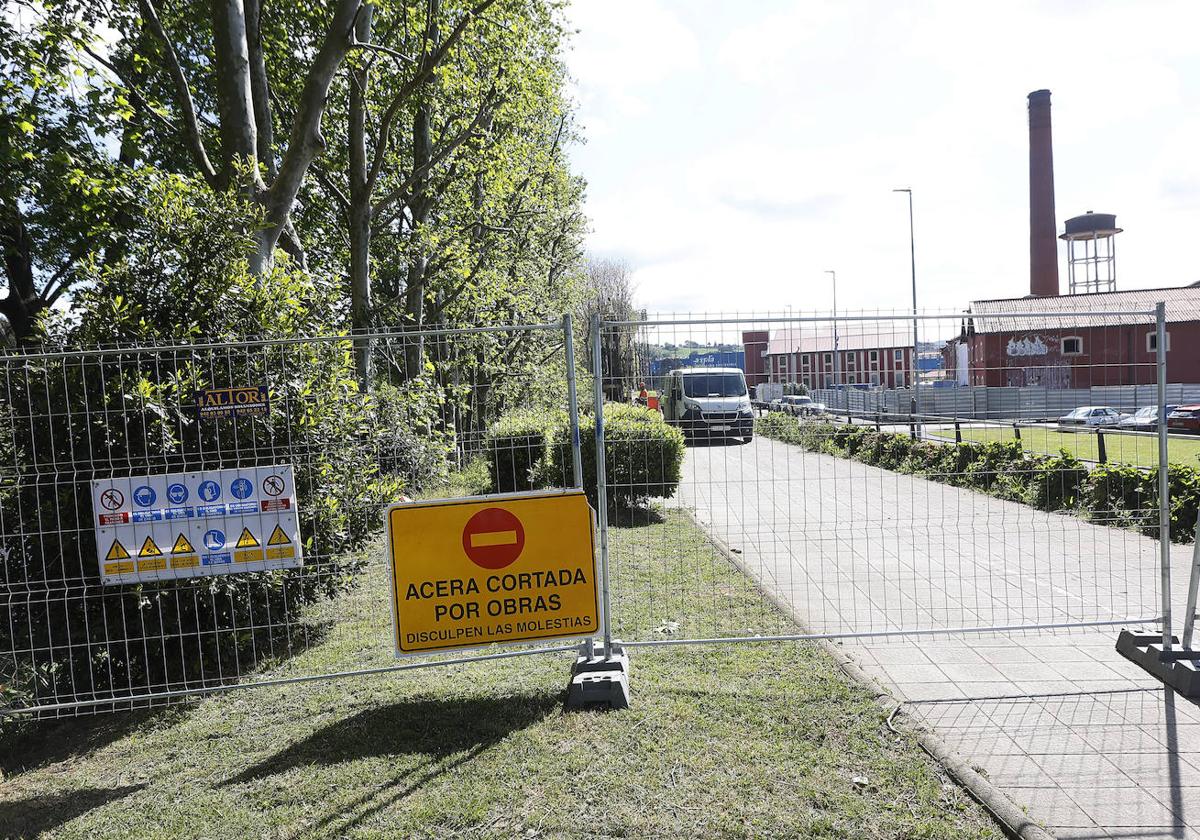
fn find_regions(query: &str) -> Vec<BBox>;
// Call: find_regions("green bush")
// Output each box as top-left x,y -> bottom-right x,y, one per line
484,410 -> 560,493
1020,451 -> 1088,512
755,412 -> 803,445
542,403 -> 685,511
964,441 -> 1026,492
1083,463 -> 1153,530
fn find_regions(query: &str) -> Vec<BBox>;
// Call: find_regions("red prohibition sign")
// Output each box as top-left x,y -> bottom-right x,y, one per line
462,507 -> 525,570
100,488 -> 125,510
262,475 -> 286,497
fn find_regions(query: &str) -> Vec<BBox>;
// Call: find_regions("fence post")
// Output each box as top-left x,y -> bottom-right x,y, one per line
591,315 -> 613,660
563,314 -> 583,490
954,421 -> 962,444
1156,301 -> 1172,652
1096,429 -> 1107,465
1013,423 -> 1021,441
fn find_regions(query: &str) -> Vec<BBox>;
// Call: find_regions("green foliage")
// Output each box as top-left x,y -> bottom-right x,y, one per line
754,416 -> 1197,535
1022,451 -> 1088,512
2,177 -> 405,711
551,404 -> 686,512
484,403 -> 686,512
485,410 -> 561,493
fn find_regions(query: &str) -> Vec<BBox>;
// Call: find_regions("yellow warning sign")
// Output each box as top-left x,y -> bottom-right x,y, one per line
236,527 -> 260,548
267,525 -> 290,546
137,556 -> 167,572
106,539 -> 131,562
386,490 -> 598,655
139,535 -> 163,557
265,524 -> 295,560
171,554 -> 200,569
172,533 -> 195,554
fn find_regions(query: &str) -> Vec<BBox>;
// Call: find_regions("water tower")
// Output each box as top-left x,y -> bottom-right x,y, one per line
1059,211 -> 1122,294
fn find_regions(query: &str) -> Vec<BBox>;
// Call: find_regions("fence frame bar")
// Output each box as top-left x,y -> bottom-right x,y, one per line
607,309 -> 1157,328
590,314 -> 613,659
1157,301 -> 1172,651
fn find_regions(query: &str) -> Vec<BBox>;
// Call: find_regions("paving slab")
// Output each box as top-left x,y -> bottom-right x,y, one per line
674,436 -> 1200,836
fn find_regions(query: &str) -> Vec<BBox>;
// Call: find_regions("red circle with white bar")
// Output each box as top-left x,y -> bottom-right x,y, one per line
462,507 -> 525,570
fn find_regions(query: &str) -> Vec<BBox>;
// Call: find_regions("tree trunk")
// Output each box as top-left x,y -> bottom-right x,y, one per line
210,0 -> 260,191
348,5 -> 373,387
0,202 -> 40,344
403,100 -> 433,377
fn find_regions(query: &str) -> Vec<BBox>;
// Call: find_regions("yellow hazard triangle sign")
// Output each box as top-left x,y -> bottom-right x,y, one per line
236,527 -> 260,548
267,525 -> 290,546
106,539 -> 131,561
172,533 -> 195,554
139,535 -> 163,557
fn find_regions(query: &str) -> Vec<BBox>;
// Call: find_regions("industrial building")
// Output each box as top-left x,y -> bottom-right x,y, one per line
748,325 -> 917,390
940,90 -> 1200,388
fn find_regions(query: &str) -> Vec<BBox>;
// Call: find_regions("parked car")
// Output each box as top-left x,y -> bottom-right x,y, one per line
1057,406 -> 1128,427
780,394 -> 826,416
1119,405 -> 1179,431
1167,405 -> 1200,435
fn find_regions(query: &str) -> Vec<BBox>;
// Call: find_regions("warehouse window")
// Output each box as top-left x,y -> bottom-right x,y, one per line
869,350 -> 878,365
1147,332 -> 1171,353
1061,336 -> 1083,356
894,349 -> 904,363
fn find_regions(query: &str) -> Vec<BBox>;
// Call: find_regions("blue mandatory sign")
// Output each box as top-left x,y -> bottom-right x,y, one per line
230,477 -> 253,500
133,485 -> 156,507
167,482 -> 189,504
198,480 -> 221,502
203,529 -> 226,551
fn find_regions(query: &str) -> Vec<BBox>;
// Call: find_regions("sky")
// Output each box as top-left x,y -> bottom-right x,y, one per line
563,0 -> 1200,319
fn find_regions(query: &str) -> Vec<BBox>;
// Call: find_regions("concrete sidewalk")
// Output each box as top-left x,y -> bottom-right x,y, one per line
679,436 -> 1199,839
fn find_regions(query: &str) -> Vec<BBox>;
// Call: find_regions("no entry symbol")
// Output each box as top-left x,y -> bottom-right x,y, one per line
262,475 -> 286,497
99,488 -> 125,510
461,507 -> 525,570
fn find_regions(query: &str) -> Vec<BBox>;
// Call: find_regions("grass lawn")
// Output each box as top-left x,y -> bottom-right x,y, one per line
935,424 -> 1200,468
1,511 -> 1001,839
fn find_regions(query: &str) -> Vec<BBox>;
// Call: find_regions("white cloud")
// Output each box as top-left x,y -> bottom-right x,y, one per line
567,1 -> 1200,312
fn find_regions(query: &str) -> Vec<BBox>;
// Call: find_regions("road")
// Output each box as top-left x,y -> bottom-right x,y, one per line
674,436 -> 1200,838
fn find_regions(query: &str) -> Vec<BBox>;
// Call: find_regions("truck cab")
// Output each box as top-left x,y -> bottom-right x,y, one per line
661,367 -> 754,443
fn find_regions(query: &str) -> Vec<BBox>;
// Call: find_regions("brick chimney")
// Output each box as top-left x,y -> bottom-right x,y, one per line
1028,90 -> 1060,297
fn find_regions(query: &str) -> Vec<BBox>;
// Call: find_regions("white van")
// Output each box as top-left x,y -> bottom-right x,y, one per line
660,367 -> 754,443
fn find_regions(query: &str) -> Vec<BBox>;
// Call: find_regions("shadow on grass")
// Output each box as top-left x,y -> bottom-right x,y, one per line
224,690 -> 561,786
1,616 -> 335,778
0,784 -> 145,838
0,707 -> 182,778
607,503 -> 667,528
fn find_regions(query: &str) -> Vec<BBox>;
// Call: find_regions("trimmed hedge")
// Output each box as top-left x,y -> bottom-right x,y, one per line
484,410 -> 562,493
542,403 -> 686,511
756,416 -> 1199,542
486,404 -> 686,511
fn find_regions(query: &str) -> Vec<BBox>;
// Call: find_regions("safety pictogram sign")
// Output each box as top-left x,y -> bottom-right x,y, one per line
234,527 -> 264,563
386,490 -> 598,655
265,524 -> 296,560
92,465 -> 302,585
171,532 -> 200,570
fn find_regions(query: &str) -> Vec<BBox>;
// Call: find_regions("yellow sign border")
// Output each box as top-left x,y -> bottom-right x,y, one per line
385,489 -> 598,657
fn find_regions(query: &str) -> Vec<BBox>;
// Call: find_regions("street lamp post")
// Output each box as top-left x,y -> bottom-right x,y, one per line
825,270 -> 839,411
893,189 -> 919,434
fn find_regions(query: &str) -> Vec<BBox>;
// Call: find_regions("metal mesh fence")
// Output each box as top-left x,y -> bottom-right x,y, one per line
597,307 -> 1185,647
0,322 -> 581,719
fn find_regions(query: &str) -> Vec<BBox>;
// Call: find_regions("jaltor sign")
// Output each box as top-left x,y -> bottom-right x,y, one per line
387,490 -> 599,655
